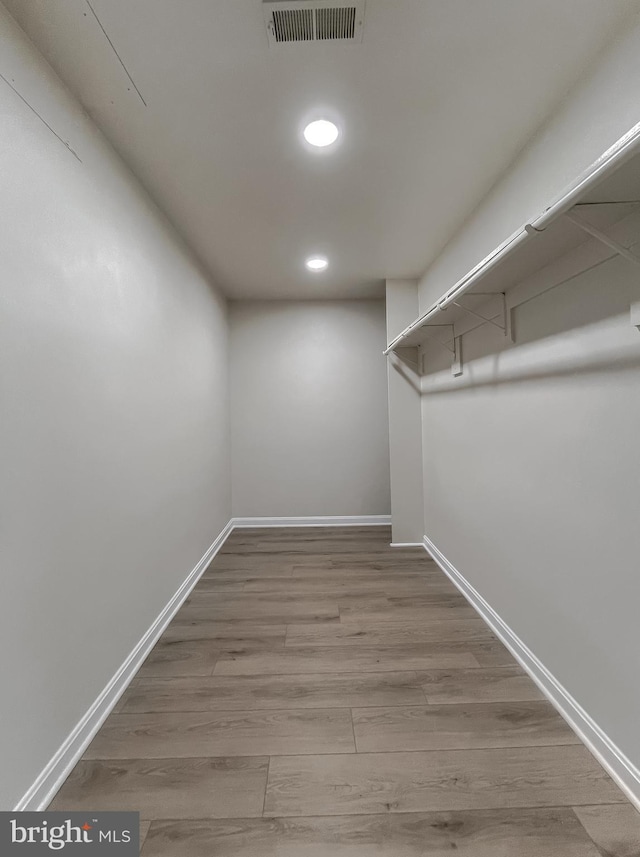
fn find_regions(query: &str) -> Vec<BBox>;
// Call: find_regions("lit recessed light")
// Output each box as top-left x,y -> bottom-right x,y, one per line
303,119 -> 339,148
306,256 -> 329,272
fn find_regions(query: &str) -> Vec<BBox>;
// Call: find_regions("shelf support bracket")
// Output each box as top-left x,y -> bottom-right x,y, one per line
452,292 -> 514,342
394,346 -> 420,372
565,210 -> 640,331
565,210 -> 640,269
451,293 -> 506,332
451,336 -> 463,377
418,324 -> 456,354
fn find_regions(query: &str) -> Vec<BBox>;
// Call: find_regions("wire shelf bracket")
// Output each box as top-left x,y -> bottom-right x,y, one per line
451,292 -> 514,343
564,209 -> 640,269
564,209 -> 640,330
394,346 -> 421,372
417,324 -> 456,355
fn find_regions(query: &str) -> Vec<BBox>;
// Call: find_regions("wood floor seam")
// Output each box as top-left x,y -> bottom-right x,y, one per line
261,756 -> 271,818
570,806 -> 604,855
141,802 -> 630,820
138,807 -> 630,821
349,707 -> 358,753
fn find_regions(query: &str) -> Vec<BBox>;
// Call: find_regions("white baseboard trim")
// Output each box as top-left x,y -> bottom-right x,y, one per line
231,515 -> 391,528
390,542 -> 424,547
423,534 -> 640,812
15,519 -> 235,812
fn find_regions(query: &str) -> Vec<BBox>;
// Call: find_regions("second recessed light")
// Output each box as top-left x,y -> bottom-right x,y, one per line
303,119 -> 339,148
306,256 -> 329,272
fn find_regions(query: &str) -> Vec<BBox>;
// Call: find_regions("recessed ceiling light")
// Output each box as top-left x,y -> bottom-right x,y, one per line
306,256 -> 329,272
303,119 -> 339,148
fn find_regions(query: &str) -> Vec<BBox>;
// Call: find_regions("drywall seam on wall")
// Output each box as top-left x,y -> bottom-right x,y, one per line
14,520 -> 235,812
423,534 -> 640,812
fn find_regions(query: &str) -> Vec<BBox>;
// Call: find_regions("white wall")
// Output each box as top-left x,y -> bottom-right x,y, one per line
385,281 -> 424,544
230,300 -> 390,518
0,7 -> 231,809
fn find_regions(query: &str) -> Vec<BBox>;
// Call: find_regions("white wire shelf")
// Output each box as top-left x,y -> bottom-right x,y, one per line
385,121 -> 640,362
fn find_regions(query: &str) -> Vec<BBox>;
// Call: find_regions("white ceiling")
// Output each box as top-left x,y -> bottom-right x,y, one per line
2,0 -> 635,299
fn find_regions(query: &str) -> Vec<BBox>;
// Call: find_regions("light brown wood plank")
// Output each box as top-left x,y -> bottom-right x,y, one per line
221,526 -> 392,548
458,640 -> 516,667
243,577 -> 445,596
203,553 -> 338,574
221,544 -> 344,556
189,580 -> 246,592
159,621 -> 287,644
339,594 -> 473,622
287,618 -> 493,647
264,746 -> 625,817
281,549 -> 401,560
220,546 -> 397,558
244,571 -> 456,604
213,643 -> 482,675
187,586 -> 455,606
352,701 -> 579,752
49,757 -> 268,820
334,602 -> 477,620
327,556 -> 434,564
202,559 -> 298,575
337,592 -> 469,610
136,640 -> 220,677
223,525 -> 391,541
200,570 -> 296,582
220,537 -> 394,556
175,596 -> 340,625
195,575 -> 262,588
337,589 -> 467,604
83,709 -> 355,758
141,808 -> 602,857
290,559 -> 437,574
327,551 -> 431,564
118,672 -> 427,714
136,636 -> 287,678
418,666 -> 544,704
573,804 -> 640,856
288,566 -> 435,578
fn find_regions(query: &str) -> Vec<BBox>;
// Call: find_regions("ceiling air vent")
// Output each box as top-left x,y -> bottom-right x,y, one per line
263,0 -> 366,46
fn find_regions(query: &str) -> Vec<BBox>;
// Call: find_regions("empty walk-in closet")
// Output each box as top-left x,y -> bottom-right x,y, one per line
2,1 -> 640,854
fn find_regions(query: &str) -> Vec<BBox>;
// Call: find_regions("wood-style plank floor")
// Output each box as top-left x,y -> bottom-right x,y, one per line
50,526 -> 640,855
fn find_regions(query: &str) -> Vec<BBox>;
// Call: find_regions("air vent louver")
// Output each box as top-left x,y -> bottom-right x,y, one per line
316,6 -> 356,40
264,1 -> 365,45
272,8 -> 314,42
